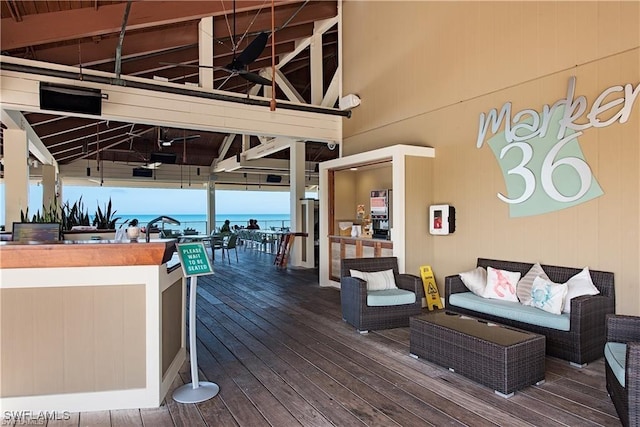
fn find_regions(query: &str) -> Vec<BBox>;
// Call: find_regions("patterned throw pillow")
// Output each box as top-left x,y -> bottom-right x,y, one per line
529,276 -> 568,314
459,267 -> 487,296
350,269 -> 397,291
562,267 -> 600,313
517,263 -> 550,305
482,267 -> 520,302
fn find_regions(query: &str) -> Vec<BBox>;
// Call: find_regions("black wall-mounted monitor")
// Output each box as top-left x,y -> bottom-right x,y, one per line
40,83 -> 102,116
132,167 -> 153,177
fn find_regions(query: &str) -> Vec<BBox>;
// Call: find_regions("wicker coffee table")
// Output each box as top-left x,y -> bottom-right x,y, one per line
410,310 -> 545,397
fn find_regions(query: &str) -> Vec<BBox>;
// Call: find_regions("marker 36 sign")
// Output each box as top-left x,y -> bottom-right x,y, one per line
476,77 -> 639,217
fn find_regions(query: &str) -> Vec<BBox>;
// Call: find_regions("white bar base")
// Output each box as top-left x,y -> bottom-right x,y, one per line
173,382 -> 219,403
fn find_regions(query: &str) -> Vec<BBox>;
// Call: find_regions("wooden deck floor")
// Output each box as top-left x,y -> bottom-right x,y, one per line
46,248 -> 620,427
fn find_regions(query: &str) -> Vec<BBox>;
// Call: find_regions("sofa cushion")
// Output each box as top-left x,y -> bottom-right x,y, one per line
605,342 -> 627,387
367,289 -> 416,306
459,267 -> 487,296
483,267 -> 520,302
449,292 -> 571,331
529,276 -> 568,315
517,262 -> 550,305
563,267 -> 599,313
351,269 -> 397,291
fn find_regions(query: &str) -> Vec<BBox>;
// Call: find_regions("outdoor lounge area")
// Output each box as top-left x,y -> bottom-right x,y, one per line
1,1 -> 638,426
36,250 -> 621,426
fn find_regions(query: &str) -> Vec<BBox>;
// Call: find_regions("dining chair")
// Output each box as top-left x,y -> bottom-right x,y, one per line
218,233 -> 239,264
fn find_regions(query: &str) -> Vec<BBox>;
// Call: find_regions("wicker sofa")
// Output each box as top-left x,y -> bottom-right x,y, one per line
445,258 -> 615,366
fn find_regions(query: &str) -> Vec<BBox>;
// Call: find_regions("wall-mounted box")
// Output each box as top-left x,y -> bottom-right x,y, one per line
429,205 -> 455,235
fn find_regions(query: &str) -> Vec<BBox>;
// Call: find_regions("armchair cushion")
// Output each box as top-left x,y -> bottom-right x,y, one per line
350,268 -> 397,291
605,342 -> 627,387
367,289 -> 416,306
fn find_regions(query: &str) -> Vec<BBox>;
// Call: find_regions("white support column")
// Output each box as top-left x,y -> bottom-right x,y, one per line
206,181 -> 216,234
289,142 -> 306,266
4,129 -> 29,226
199,17 -> 214,89
41,164 -> 59,212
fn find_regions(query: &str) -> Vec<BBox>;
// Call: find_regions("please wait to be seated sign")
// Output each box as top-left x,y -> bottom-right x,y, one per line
176,242 -> 213,277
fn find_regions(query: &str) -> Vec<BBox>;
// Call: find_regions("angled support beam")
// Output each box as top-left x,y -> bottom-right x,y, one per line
321,70 -> 339,107
212,155 -> 241,173
210,133 -> 236,170
277,16 -> 338,69
261,68 -> 304,103
218,133 -> 236,160
243,136 -> 294,161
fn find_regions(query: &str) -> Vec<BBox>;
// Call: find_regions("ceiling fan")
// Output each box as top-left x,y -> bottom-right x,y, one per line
127,127 -> 200,148
157,128 -> 200,147
160,1 -> 272,88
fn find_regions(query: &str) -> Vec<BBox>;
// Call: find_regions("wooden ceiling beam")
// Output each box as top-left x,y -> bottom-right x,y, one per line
1,0 -> 304,50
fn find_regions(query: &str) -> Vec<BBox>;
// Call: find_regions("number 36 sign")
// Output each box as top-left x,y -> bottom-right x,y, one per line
476,76 -> 639,217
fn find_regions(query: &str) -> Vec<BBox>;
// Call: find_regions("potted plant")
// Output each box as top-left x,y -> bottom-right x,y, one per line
92,198 -> 120,230
60,196 -> 91,231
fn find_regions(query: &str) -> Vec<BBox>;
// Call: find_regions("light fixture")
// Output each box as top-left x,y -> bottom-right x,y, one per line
339,94 -> 361,110
350,167 -> 358,171
161,140 -> 172,147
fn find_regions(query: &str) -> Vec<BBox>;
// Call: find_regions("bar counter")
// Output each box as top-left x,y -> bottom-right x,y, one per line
0,239 -> 186,412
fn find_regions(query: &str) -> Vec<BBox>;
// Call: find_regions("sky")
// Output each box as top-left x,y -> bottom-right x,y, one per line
0,183 -> 303,224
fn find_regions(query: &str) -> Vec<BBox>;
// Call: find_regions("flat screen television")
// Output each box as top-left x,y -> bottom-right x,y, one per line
12,222 -> 61,242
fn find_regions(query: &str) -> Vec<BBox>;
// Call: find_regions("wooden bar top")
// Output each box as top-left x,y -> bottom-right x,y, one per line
0,239 -> 177,269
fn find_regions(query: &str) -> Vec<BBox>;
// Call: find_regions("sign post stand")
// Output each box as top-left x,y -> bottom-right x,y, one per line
172,242 -> 219,404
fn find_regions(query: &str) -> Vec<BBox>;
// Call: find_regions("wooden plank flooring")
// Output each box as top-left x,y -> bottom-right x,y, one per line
48,248 -> 620,426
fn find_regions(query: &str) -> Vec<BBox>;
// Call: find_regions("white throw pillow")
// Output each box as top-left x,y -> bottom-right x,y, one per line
517,263 -> 550,305
562,267 -> 600,313
350,269 -> 397,291
483,267 -> 520,302
529,276 -> 568,315
459,267 -> 487,296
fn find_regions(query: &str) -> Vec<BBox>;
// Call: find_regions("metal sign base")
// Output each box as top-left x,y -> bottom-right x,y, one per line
172,381 -> 219,403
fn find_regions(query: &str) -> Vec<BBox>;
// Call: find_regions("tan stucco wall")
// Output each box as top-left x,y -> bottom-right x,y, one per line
342,1 -> 640,315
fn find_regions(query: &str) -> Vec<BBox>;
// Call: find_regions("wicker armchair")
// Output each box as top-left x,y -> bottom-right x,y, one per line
605,314 -> 640,427
340,257 -> 424,333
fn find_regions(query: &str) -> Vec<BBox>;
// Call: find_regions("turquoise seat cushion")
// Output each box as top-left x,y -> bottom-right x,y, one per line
449,292 -> 570,331
367,289 -> 416,307
605,342 -> 627,387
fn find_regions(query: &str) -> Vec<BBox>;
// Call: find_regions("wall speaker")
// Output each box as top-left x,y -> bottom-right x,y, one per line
266,174 -> 282,183
149,152 -> 177,164
132,168 -> 153,177
40,83 -> 102,116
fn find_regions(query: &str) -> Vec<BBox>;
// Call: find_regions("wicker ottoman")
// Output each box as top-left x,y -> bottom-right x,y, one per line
410,310 -> 545,397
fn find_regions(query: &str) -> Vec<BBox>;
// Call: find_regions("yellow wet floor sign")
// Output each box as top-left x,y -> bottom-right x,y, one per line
420,265 -> 443,310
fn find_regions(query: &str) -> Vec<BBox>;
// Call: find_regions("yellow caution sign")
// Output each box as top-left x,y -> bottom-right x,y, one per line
420,265 -> 443,310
